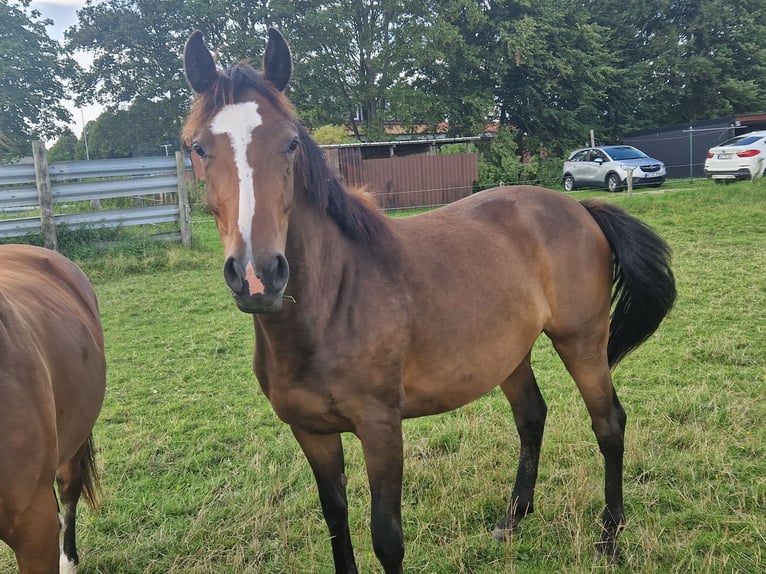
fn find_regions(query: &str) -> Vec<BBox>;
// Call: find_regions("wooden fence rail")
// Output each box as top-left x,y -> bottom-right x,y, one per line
0,142 -> 192,250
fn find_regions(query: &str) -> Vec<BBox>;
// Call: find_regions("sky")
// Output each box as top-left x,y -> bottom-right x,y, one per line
29,0 -> 102,138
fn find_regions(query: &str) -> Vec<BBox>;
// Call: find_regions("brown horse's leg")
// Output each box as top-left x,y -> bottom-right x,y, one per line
4,483 -> 60,574
291,427 -> 358,574
56,454 -> 85,572
553,338 -> 626,564
493,355 -> 547,539
357,420 -> 405,574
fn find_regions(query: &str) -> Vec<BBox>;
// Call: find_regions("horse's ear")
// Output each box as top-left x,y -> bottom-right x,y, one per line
184,30 -> 218,94
263,27 -> 292,92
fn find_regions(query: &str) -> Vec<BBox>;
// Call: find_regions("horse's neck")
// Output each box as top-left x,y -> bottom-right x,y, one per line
277,197 -> 360,327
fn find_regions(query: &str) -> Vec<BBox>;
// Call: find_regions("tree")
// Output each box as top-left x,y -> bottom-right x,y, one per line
84,98 -> 184,159
476,126 -> 521,188
65,0 -> 205,149
62,0 -> 766,158
587,0 -> 766,131
278,1 -> 437,139
486,0 -> 618,154
48,127 -> 81,161
402,0 -> 495,136
0,0 -> 75,159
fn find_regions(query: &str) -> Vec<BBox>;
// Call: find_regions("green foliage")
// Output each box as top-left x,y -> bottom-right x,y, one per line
65,0 -> 196,152
438,142 -> 477,155
85,99 -> 183,159
490,0 -> 618,152
35,0 -> 766,158
311,125 -> 354,145
47,127 -> 81,161
0,0 -> 75,159
586,0 -> 766,132
476,127 -> 521,188
475,128 -> 565,189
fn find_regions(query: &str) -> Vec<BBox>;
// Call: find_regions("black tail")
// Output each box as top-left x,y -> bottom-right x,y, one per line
581,199 -> 676,367
80,433 -> 101,509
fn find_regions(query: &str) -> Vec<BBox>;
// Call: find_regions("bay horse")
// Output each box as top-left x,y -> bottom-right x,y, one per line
0,245 -> 106,574
183,28 -> 675,572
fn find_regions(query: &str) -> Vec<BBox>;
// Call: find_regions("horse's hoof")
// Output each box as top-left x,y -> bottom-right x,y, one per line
595,540 -> 623,565
492,526 -> 513,542
492,514 -> 522,541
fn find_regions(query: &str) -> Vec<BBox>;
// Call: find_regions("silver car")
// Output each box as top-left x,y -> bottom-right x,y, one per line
562,145 -> 667,192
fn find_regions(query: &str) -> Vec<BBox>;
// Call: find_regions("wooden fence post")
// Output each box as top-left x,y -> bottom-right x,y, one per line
32,141 -> 58,251
176,151 -> 192,246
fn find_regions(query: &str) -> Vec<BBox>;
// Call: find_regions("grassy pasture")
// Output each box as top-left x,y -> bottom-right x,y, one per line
1,180 -> 764,573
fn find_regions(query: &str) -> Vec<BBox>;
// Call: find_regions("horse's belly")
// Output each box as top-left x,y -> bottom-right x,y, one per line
400,327 -> 538,418
401,375 -> 499,418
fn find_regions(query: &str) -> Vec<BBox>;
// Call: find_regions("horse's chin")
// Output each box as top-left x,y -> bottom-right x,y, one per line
232,292 -> 284,314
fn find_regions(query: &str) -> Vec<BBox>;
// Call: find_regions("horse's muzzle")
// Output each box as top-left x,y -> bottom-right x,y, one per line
223,254 -> 289,313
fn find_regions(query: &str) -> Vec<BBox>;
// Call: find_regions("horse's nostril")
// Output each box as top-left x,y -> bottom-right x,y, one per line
223,257 -> 243,292
272,254 -> 289,290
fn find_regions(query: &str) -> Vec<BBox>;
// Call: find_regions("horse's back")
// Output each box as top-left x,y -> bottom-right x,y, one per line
0,245 -> 105,506
392,185 -> 612,324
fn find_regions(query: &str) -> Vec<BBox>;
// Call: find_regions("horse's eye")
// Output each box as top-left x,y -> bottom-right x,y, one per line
287,137 -> 299,153
192,142 -> 206,158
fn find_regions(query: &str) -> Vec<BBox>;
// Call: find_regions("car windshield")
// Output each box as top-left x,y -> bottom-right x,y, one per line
604,146 -> 647,160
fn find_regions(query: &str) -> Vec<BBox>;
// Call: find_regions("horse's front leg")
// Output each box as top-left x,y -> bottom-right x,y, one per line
357,417 -> 405,574
291,427 -> 357,574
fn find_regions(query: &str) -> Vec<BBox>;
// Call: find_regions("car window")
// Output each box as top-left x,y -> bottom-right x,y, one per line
593,151 -> 608,162
604,146 -> 647,160
723,136 -> 764,147
570,150 -> 589,162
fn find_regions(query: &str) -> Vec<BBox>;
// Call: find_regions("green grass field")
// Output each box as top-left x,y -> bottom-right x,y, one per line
1,179 -> 764,573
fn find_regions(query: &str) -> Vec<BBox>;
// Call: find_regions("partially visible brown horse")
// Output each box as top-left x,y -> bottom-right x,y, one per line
183,29 -> 676,573
0,245 -> 105,574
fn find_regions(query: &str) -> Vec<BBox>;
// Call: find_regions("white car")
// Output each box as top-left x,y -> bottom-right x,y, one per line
704,131 -> 766,181
562,145 -> 666,192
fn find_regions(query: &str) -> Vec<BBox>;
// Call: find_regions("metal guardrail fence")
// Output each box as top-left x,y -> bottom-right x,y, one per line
0,143 -> 193,249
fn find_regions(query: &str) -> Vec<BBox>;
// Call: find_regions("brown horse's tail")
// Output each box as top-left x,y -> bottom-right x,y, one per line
581,199 -> 676,368
80,433 -> 102,509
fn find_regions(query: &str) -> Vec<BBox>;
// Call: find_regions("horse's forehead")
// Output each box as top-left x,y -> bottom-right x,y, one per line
210,101 -> 263,142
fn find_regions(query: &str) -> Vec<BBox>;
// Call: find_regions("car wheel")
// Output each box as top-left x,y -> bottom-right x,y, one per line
563,175 -> 575,192
606,173 -> 621,192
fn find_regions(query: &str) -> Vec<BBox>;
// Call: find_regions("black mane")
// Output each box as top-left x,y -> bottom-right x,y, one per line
294,123 -> 391,245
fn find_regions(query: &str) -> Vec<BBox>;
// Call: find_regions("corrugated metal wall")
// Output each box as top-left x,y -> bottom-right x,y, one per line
327,148 -> 477,210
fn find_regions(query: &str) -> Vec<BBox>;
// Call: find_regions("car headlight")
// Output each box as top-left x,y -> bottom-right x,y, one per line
620,164 -> 633,171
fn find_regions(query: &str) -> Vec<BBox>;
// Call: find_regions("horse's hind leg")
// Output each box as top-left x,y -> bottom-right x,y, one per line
56,452 -> 86,573
553,336 -> 626,563
493,355 -> 547,540
3,482 -> 60,574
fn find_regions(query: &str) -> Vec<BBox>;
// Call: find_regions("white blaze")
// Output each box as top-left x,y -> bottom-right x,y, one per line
210,101 -> 262,258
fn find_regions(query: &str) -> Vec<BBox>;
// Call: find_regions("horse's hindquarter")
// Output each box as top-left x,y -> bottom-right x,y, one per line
0,246 -> 106,468
393,186 -> 613,417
